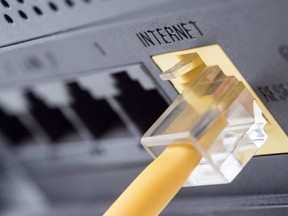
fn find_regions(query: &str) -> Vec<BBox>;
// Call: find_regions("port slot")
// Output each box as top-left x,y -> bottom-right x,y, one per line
66,82 -> 128,138
24,91 -> 77,142
0,107 -> 31,145
113,72 -> 168,133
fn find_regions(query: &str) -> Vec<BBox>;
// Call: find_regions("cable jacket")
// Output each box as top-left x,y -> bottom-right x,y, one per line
104,144 -> 201,216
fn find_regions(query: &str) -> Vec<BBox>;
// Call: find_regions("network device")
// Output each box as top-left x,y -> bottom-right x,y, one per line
0,0 -> 287,215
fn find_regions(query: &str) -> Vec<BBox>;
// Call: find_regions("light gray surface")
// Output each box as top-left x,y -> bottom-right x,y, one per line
0,0 -> 170,47
0,0 -> 287,132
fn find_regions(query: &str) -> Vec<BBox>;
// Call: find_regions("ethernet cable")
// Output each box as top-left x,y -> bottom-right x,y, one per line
104,54 -> 267,216
104,144 -> 201,216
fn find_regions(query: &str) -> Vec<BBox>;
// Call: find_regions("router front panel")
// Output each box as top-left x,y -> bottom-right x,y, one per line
0,0 -> 287,215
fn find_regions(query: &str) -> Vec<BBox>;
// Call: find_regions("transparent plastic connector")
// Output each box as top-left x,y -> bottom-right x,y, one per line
141,63 -> 267,186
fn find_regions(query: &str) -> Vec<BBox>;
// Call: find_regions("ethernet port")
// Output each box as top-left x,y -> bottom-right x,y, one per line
113,72 -> 168,133
0,107 -> 31,146
66,82 -> 128,138
24,92 -> 77,142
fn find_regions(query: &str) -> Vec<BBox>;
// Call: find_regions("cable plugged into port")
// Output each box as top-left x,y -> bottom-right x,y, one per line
140,44 -> 275,186
151,44 -> 288,156
105,46 -> 269,215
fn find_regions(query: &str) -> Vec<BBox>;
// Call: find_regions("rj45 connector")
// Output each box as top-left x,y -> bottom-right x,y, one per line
151,44 -> 288,156
141,62 -> 267,186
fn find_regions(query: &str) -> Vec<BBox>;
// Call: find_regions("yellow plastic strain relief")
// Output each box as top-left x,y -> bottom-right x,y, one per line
104,144 -> 201,216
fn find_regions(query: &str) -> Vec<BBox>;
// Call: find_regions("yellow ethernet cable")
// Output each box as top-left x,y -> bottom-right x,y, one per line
104,144 -> 201,216
105,48 -> 268,215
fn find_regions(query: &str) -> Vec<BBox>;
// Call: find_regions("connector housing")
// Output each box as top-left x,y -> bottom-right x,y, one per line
151,44 -> 288,156
142,63 -> 267,186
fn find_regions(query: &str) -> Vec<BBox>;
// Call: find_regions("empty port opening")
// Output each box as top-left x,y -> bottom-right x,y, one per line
66,82 -> 129,138
24,91 -> 78,142
113,72 -> 168,133
0,107 -> 31,145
